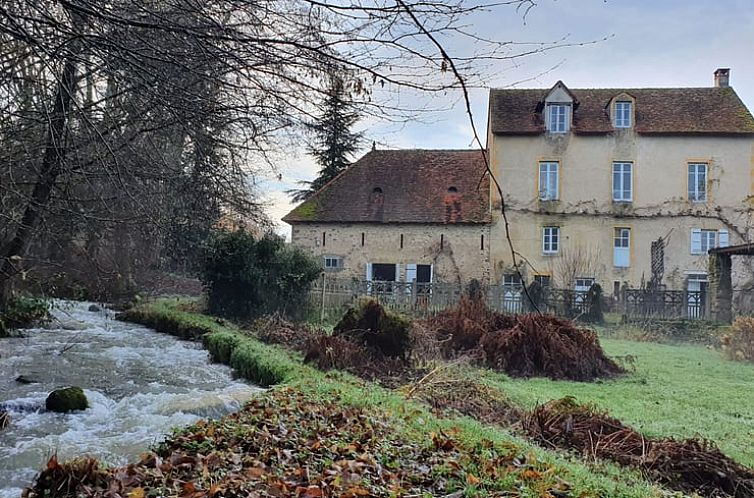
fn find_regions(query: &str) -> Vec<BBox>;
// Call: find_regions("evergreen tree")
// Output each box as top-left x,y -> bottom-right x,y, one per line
288,75 -> 363,202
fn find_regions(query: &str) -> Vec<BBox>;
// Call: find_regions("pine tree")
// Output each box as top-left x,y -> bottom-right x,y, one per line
288,75 -> 363,202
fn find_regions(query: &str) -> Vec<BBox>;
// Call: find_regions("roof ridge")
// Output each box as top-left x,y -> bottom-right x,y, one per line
490,86 -> 732,91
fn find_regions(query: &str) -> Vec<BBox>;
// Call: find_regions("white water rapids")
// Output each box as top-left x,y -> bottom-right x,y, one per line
0,301 -> 262,497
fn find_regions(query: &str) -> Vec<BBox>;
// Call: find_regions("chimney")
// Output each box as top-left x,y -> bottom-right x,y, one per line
714,68 -> 730,88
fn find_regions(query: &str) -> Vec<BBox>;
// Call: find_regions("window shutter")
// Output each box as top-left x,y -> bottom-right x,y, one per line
405,264 -> 417,282
690,229 -> 702,255
614,247 -> 630,267
395,264 -> 401,282
366,263 -> 373,281
718,230 -> 729,248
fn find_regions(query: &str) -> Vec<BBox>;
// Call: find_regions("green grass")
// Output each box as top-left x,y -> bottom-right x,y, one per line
482,337 -> 754,467
119,299 -> 670,497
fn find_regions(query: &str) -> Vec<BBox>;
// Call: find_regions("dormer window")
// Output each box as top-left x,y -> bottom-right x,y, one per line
614,101 -> 632,128
546,104 -> 570,133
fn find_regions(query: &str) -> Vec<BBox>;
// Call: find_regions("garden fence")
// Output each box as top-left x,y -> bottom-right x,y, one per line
307,276 -> 715,323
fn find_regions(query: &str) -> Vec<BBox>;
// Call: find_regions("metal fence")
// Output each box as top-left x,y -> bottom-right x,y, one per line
307,277 -> 598,321
623,289 -> 708,320
308,276 -> 716,322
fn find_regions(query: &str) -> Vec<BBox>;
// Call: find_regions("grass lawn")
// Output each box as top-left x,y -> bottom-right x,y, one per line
482,337 -> 754,467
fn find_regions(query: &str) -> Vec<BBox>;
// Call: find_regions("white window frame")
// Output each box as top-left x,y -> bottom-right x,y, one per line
539,161 -> 559,201
612,162 -> 633,202
534,274 -> 552,287
700,230 -> 717,253
613,228 -> 630,268
690,228 -> 729,255
575,277 -> 595,291
614,101 -> 632,128
542,226 -> 560,254
688,163 -> 708,202
503,274 -> 522,286
323,256 -> 343,270
547,104 -> 570,133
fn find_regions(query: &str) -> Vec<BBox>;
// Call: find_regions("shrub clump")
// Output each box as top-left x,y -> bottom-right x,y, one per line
480,314 -> 623,381
525,397 -> 754,497
333,299 -> 411,358
201,230 -> 320,320
723,316 -> 754,362
422,297 -> 622,382
0,296 -> 50,336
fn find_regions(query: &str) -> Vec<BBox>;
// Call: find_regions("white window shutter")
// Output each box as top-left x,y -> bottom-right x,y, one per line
690,229 -> 702,255
395,264 -> 401,282
718,230 -> 729,248
614,247 -> 630,268
405,264 -> 417,282
366,263 -> 373,281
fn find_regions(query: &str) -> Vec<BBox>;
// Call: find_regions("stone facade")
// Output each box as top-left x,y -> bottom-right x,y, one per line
291,222 -> 491,283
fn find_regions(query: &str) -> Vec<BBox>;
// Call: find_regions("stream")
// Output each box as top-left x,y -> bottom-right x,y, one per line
0,301 -> 262,497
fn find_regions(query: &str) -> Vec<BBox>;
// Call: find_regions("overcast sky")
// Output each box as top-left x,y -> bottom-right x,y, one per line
262,0 -> 754,238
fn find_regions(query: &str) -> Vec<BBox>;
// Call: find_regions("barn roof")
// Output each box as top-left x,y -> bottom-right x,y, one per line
282,149 -> 490,224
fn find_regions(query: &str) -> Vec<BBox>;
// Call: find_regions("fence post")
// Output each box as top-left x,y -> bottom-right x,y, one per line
320,272 -> 327,324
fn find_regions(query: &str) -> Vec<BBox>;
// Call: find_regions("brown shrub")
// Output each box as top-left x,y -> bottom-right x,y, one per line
525,397 -> 754,497
254,313 -> 314,352
421,296 -> 621,382
303,334 -> 369,371
425,296 -> 516,356
479,314 -> 624,381
724,317 -> 754,362
302,334 -> 411,385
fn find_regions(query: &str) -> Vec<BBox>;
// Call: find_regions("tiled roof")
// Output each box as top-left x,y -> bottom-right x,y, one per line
282,149 -> 490,224
489,86 -> 754,135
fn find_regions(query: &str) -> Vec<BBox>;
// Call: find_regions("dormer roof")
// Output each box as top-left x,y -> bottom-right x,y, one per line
489,86 -> 754,136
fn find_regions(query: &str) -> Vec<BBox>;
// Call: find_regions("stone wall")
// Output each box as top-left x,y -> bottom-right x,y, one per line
290,222 -> 492,284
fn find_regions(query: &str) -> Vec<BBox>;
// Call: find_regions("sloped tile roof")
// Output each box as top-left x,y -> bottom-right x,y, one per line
282,149 -> 490,224
489,86 -> 754,135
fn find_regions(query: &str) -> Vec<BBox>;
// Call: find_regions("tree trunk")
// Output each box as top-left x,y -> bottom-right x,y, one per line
0,57 -> 78,305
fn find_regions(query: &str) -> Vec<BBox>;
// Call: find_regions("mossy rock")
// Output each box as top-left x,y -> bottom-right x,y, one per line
46,387 -> 89,413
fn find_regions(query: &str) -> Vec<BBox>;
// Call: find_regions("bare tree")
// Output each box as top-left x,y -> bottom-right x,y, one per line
550,244 -> 605,289
0,0 -> 565,302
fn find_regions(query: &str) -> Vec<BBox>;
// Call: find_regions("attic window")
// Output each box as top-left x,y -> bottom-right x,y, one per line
546,104 -> 570,133
370,187 -> 384,205
447,186 -> 458,194
614,101 -> 632,128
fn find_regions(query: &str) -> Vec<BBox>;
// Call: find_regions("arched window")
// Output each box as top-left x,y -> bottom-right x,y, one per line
447,186 -> 458,194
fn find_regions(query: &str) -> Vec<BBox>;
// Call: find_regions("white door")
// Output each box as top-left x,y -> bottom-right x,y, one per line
687,274 -> 708,318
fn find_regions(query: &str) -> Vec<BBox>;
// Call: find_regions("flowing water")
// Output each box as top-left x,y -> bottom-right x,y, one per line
0,301 -> 262,497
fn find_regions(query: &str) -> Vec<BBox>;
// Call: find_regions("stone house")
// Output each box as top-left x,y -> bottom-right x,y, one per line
285,69 -> 754,296
487,68 -> 754,296
282,149 -> 491,284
